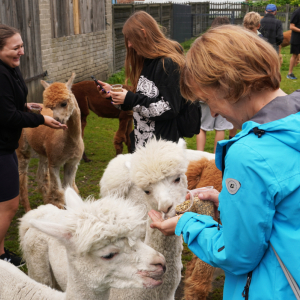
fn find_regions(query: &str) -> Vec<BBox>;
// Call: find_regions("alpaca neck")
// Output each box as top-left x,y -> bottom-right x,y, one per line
66,100 -> 82,139
65,264 -> 110,300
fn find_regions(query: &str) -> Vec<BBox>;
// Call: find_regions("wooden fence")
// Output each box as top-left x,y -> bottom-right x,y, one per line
0,0 -> 44,102
50,0 -> 105,38
247,4 -> 299,31
112,3 -> 173,72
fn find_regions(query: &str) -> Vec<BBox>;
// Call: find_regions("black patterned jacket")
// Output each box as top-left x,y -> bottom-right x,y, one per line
122,57 -> 185,151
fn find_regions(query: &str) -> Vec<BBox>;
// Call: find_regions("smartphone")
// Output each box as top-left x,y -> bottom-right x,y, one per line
91,75 -> 104,90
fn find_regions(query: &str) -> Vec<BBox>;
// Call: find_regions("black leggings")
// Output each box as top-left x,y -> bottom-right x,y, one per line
0,152 -> 19,202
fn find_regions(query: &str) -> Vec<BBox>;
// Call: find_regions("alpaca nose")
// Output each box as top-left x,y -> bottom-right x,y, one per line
152,263 -> 166,274
152,252 -> 166,270
161,205 -> 172,214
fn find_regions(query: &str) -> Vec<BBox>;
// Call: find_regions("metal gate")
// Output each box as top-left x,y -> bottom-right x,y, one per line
172,4 -> 192,43
0,0 -> 46,103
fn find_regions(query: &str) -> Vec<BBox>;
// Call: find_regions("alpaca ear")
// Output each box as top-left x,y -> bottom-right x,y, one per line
29,219 -> 72,242
64,187 -> 84,210
178,138 -> 187,149
41,80 -> 50,89
66,72 -> 76,91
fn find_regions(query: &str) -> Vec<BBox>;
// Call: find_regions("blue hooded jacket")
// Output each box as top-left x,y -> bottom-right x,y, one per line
176,91 -> 300,299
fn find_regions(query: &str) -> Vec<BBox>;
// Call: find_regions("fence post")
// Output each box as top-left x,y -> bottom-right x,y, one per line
160,4 -> 162,25
285,4 -> 290,31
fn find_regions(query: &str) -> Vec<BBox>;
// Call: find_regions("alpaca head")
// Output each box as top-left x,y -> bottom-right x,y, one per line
29,188 -> 166,291
129,139 -> 189,219
40,73 -> 77,124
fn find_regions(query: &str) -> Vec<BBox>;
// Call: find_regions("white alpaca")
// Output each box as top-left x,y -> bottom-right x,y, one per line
102,138 -> 189,300
13,188 -> 165,300
186,149 -> 215,162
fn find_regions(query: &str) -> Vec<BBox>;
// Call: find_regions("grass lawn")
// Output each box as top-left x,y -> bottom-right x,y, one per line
5,37 -> 300,300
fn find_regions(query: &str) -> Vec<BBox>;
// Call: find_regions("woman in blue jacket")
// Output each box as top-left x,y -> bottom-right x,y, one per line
149,25 -> 300,299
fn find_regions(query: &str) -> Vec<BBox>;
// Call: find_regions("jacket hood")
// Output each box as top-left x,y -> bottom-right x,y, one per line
216,103 -> 300,171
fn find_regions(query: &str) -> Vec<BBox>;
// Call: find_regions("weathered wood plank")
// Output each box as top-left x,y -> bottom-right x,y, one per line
73,0 -> 80,34
79,0 -> 93,34
92,0 -> 105,32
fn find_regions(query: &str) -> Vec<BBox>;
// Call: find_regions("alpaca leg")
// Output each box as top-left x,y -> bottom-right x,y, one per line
81,114 -> 91,163
63,161 -> 79,193
114,132 -> 124,155
16,139 -> 31,212
184,256 -> 215,300
126,116 -> 133,153
46,165 -> 65,209
36,156 -> 49,200
114,111 -> 132,155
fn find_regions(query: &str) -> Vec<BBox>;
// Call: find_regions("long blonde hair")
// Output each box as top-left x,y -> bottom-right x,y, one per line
122,11 -> 185,90
180,25 -> 281,103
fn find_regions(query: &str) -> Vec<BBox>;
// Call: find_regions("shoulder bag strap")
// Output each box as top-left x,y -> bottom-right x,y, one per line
270,243 -> 300,299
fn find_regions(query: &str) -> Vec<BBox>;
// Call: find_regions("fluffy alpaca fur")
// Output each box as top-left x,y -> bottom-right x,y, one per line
71,81 -> 133,162
24,139 -> 188,300
184,157 -> 222,300
185,149 -> 215,163
16,188 -> 166,300
102,139 -> 190,300
16,73 -> 84,212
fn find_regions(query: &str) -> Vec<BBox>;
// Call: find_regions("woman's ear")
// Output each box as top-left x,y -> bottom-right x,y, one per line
141,28 -> 147,38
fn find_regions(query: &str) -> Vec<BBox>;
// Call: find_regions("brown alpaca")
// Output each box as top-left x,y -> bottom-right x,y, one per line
71,81 -> 133,162
184,157 -> 222,300
279,30 -> 300,66
16,73 -> 84,212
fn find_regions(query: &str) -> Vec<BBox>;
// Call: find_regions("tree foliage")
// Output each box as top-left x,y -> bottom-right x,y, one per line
247,0 -> 300,7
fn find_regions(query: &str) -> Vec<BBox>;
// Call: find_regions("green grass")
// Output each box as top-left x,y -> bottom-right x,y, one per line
5,36 -> 300,300
280,45 -> 300,94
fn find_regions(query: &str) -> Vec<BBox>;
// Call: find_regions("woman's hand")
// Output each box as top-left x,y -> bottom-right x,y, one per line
96,80 -> 112,99
148,210 -> 182,236
43,115 -> 68,130
186,188 -> 220,218
111,89 -> 128,105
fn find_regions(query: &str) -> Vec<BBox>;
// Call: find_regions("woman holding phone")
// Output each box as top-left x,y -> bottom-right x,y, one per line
97,11 -> 187,151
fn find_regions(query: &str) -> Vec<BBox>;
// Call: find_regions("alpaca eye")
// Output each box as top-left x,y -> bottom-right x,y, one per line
174,177 -> 180,183
102,252 -> 117,260
144,191 -> 150,195
61,102 -> 67,107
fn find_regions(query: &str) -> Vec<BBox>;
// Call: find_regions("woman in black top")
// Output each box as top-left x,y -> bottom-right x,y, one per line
0,24 -> 66,267
97,11 -> 186,151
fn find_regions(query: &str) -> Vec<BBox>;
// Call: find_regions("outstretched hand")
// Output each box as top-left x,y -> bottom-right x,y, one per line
148,210 -> 182,236
43,115 -> 68,130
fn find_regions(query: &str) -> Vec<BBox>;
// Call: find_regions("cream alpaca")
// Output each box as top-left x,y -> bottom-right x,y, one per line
17,73 -> 84,211
12,188 -> 166,300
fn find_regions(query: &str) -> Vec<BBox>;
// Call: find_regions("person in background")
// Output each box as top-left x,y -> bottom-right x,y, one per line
149,25 -> 300,299
97,11 -> 186,152
287,6 -> 300,80
260,4 -> 283,53
243,11 -> 263,37
196,16 -> 234,152
0,24 -> 67,267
